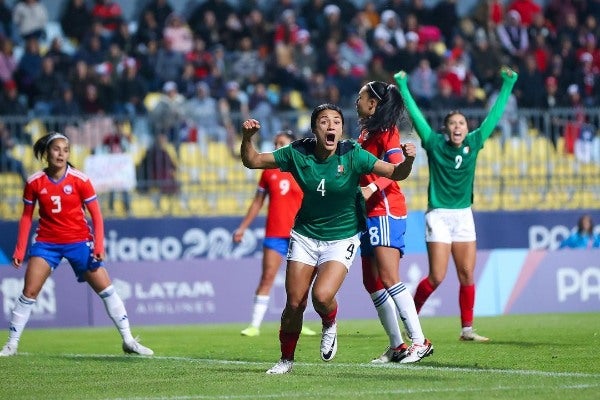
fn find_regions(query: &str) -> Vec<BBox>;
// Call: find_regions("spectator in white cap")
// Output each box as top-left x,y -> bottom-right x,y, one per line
375,10 -> 406,48
395,31 -> 422,73
163,80 -> 177,92
580,52 -> 593,64
567,83 -> 580,98
184,81 -> 228,156
149,80 -> 185,143
580,32 -> 600,70
574,53 -> 599,106
219,79 -> 250,153
323,4 -> 340,17
320,3 -> 345,43
496,9 -> 529,62
293,29 -> 317,79
372,10 -> 406,72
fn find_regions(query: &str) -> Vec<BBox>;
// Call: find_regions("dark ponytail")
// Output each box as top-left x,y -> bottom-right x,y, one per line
360,81 -> 406,135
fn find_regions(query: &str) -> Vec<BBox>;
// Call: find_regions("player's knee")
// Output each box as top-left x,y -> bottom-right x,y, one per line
428,275 -> 444,288
284,301 -> 307,315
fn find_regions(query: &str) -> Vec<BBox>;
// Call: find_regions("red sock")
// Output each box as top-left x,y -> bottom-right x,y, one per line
362,257 -> 385,293
414,278 -> 435,314
459,284 -> 475,328
317,307 -> 337,328
279,330 -> 300,360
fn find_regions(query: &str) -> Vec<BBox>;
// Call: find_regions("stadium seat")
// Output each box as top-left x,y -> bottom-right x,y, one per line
24,119 -> 47,144
179,142 -> 203,167
187,197 -> 212,215
475,178 -> 501,210
289,90 -> 306,109
207,141 -> 232,163
130,194 -> 157,217
143,92 -> 162,112
214,195 -> 244,215
70,144 -> 91,170
481,137 -> 501,160
10,144 -> 38,174
407,191 -> 428,211
0,173 -> 24,218
551,154 -> 576,175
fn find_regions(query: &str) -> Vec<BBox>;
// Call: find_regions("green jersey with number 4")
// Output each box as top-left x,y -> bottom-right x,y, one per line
397,70 -> 518,209
273,138 -> 378,241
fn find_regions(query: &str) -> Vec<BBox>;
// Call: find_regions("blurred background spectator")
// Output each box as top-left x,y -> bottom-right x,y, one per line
0,0 -> 597,217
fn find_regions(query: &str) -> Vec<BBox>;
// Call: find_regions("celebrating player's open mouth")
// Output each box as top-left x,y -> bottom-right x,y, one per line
325,133 -> 336,145
313,108 -> 343,157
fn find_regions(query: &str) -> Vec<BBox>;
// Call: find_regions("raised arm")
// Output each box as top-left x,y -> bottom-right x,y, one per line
394,71 -> 434,142
240,119 -> 278,169
479,66 -> 519,141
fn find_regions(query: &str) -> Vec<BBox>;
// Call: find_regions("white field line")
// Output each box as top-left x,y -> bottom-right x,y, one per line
62,353 -> 600,379
103,383 -> 600,400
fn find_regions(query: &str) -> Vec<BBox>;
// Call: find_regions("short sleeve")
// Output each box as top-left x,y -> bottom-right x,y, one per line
356,145 -> 378,174
273,145 -> 292,172
79,176 -> 98,203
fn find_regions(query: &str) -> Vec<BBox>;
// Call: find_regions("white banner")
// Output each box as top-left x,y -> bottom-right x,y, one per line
84,153 -> 137,192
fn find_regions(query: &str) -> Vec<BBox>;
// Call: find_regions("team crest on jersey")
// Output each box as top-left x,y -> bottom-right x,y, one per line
63,184 -> 73,195
337,164 -> 345,175
463,146 -> 470,154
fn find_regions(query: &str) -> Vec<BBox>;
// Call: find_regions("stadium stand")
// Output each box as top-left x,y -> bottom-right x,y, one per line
0,0 -> 597,219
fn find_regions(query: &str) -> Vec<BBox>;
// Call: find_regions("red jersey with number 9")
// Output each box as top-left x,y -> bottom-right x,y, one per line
23,166 -> 97,244
258,169 -> 303,238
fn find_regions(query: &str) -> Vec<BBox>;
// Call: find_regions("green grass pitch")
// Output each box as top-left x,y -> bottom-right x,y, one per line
0,313 -> 598,399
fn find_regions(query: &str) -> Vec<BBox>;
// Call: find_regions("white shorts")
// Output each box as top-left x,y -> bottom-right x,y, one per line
287,230 -> 360,270
425,208 -> 476,243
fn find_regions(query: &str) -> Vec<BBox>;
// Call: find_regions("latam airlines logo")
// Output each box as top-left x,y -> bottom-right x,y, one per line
112,278 -> 217,315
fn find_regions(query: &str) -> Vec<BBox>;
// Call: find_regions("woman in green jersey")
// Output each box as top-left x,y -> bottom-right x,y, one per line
395,66 -> 518,342
241,103 -> 416,374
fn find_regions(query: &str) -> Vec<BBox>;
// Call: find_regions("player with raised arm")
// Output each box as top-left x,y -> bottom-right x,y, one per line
234,131 -> 315,337
0,132 -> 153,357
395,66 -> 518,342
240,103 -> 416,374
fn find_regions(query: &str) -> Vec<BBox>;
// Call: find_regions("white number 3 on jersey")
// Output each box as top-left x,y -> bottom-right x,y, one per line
51,195 -> 62,213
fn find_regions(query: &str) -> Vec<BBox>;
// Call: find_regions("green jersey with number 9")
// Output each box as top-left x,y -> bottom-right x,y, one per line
397,70 -> 517,209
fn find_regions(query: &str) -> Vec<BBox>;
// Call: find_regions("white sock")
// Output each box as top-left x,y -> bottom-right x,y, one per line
250,295 -> 269,328
388,282 -> 425,345
6,294 -> 36,346
370,289 -> 403,348
99,285 -> 134,343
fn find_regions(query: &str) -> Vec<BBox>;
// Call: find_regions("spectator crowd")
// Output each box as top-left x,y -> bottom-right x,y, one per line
0,0 -> 598,151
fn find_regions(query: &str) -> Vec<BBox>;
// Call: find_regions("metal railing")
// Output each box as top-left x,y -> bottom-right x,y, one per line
1,107 -> 599,219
